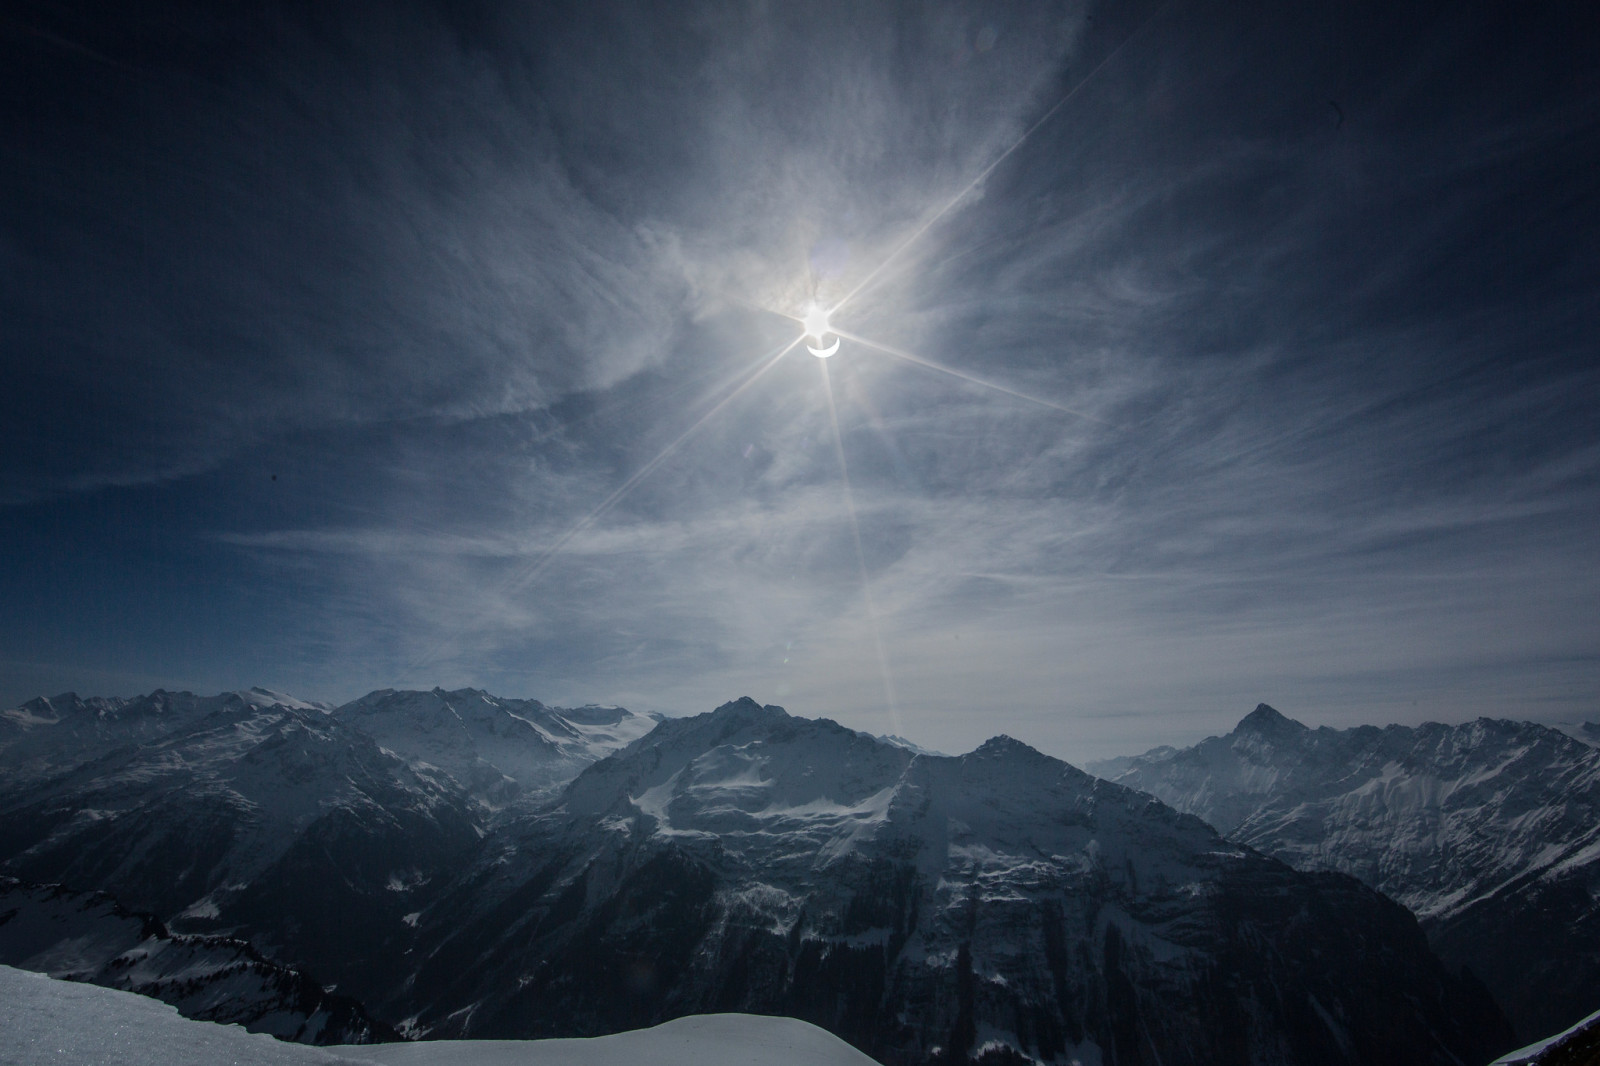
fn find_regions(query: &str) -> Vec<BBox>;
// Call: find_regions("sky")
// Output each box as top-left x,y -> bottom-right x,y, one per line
1,0 -> 1596,762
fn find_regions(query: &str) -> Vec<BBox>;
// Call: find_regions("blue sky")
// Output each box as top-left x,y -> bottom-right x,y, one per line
2,0 -> 1596,760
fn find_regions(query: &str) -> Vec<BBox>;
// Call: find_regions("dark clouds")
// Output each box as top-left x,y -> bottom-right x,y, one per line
2,0 -> 686,500
2,0 -> 1596,758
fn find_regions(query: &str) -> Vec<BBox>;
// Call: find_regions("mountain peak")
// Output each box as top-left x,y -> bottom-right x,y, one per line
974,734 -> 1039,756
1234,703 -> 1306,738
710,696 -> 788,721
967,735 -> 1070,775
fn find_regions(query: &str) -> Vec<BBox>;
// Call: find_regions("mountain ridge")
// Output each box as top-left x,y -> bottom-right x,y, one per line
0,689 -> 1534,1062
0,686 -> 658,1008
390,698 -> 1512,1064
1088,705 -> 1600,1040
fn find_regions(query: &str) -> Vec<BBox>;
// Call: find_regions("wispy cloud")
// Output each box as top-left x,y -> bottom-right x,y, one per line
3,1 -> 1596,759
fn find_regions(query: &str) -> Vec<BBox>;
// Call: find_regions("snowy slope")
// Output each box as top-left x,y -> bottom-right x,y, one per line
0,965 -> 880,1066
0,697 -> 475,921
0,690 -> 285,785
1547,721 -> 1600,749
0,694 -> 482,1006
394,698 -> 1512,1066
0,686 -> 657,1012
1088,705 -> 1600,1041
1491,1007 -> 1600,1065
0,878 -> 392,1044
334,688 -> 656,811
345,1014 -> 883,1066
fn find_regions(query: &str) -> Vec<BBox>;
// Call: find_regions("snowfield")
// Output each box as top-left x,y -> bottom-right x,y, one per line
0,964 -> 882,1066
1490,1005 -> 1600,1065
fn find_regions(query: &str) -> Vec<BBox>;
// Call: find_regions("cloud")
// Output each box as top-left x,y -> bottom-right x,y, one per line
1,0 -> 1091,503
4,1 -> 1597,759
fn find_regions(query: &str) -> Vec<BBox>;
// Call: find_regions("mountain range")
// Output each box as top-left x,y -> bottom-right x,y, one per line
5,687 -> 1583,1064
0,686 -> 653,1001
1088,704 -> 1600,1042
387,698 -> 1509,1064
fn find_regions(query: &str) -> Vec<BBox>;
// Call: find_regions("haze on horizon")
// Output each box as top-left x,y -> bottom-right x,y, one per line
1,0 -> 1595,762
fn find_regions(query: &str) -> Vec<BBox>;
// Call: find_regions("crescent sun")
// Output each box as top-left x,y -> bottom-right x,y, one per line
807,337 -> 840,358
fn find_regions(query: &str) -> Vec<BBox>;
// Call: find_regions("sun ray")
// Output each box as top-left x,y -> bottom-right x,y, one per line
406,335 -> 803,674
831,1 -> 1173,317
819,358 -> 901,734
838,372 -> 921,492
407,5 -> 1170,680
834,328 -> 1109,425
512,336 -> 805,585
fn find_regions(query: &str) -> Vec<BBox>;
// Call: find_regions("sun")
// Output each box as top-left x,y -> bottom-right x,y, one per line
801,303 -> 840,358
801,303 -> 831,341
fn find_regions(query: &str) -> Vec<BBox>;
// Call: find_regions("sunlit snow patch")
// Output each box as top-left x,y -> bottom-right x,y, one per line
1,964 -> 884,1066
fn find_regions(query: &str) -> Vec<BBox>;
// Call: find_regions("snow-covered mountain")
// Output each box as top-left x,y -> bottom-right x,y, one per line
392,698 -> 1512,1065
1087,704 -> 1600,1042
0,878 -> 392,1044
0,963 -> 882,1066
1547,720 -> 1600,749
0,686 -> 656,1008
0,688 -> 324,785
0,693 -> 481,1004
335,688 -> 656,810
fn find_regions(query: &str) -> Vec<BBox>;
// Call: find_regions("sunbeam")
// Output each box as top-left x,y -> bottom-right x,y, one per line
316,0 -> 1160,682
819,357 -> 901,734
512,338 -> 803,580
838,373 -> 922,493
406,335 -> 804,673
834,328 -> 1109,425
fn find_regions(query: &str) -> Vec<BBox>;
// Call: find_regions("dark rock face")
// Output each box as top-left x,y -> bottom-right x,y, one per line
1235,702 -> 1310,741
1089,708 -> 1600,1043
396,699 -> 1514,1065
0,877 -> 396,1044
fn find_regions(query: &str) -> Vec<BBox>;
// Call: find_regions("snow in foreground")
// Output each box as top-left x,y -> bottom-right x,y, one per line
0,965 -> 881,1066
1491,1004 -> 1600,1064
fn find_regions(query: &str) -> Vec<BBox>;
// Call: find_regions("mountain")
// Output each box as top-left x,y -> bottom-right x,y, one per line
0,692 -> 481,1004
0,964 -> 883,1066
0,878 -> 393,1044
1087,705 -> 1600,1042
1547,721 -> 1600,749
0,686 -> 657,814
393,698 -> 1512,1066
0,688 -> 323,785
0,686 -> 657,1009
335,688 -> 657,811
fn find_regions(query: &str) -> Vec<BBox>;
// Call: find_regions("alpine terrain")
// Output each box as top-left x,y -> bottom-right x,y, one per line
0,688 -> 1527,1064
1089,704 -> 1600,1042
0,687 -> 655,1008
390,698 -> 1512,1065
0,878 -> 394,1044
